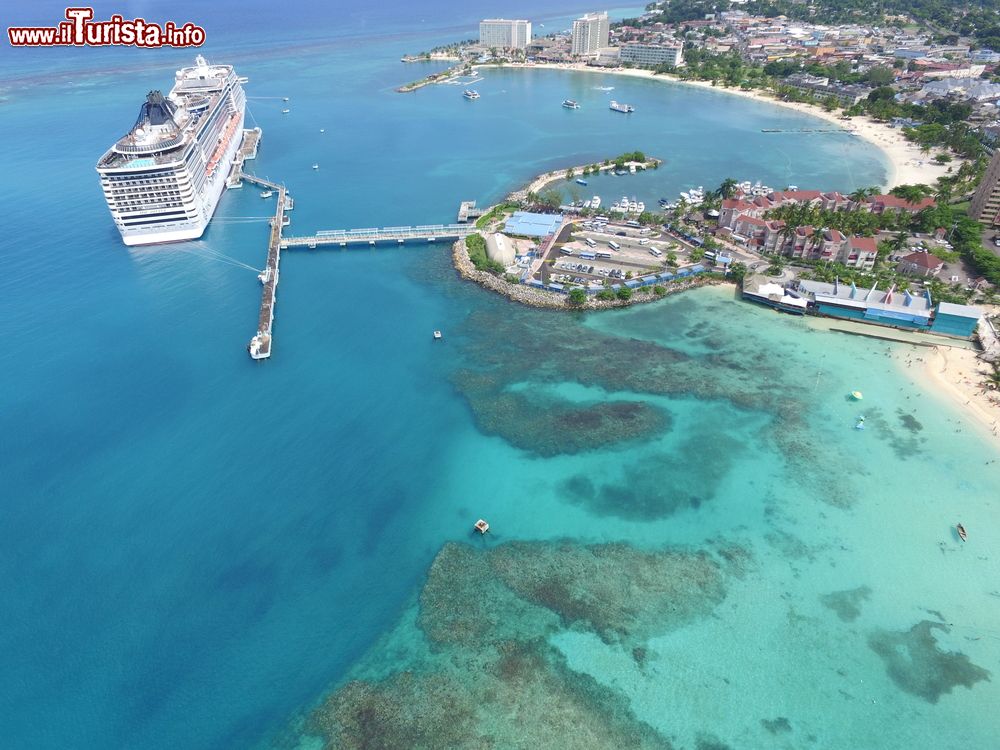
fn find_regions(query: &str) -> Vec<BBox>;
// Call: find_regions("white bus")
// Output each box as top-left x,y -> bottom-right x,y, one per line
584,237 -> 597,248
649,247 -> 663,257
625,220 -> 641,228
638,238 -> 649,246
596,251 -> 613,259
561,247 -> 575,255
608,240 -> 621,250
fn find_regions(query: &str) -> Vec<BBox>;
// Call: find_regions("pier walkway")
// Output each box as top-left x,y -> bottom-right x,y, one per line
281,223 -> 475,248
248,184 -> 287,360
239,154 -> 477,358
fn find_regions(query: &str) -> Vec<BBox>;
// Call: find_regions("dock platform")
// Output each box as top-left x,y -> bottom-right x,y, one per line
226,128 -> 262,188
457,200 -> 485,223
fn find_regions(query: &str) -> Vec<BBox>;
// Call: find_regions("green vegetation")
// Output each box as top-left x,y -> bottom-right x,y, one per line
465,234 -> 505,274
616,286 -> 633,301
728,262 -> 748,284
915,204 -> 1000,286
766,202 -> 890,236
475,202 -> 518,230
613,151 -> 647,169
567,288 -> 588,306
596,289 -> 616,301
653,285 -> 667,296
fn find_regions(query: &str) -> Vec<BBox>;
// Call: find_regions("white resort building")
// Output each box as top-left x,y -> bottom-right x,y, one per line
479,19 -> 532,50
571,12 -> 609,57
620,43 -> 684,68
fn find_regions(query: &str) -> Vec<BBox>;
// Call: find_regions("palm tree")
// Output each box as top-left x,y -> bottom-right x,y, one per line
890,183 -> 933,203
716,177 -> 739,199
848,186 -> 880,203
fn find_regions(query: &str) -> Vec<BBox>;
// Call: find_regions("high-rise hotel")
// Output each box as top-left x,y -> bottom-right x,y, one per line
479,19 -> 532,50
571,11 -> 609,57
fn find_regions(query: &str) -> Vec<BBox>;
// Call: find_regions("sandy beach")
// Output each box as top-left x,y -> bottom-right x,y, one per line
893,344 -> 1000,447
488,62 -> 955,190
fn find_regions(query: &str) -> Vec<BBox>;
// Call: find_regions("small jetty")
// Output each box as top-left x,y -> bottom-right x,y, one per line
457,200 -> 485,224
226,127 -> 262,188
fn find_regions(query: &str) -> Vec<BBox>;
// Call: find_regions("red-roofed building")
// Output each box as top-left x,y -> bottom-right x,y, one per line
845,236 -> 879,269
897,251 -> 944,277
863,194 -> 936,215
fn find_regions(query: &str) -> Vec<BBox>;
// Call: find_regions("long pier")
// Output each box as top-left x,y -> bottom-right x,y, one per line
231,127 -> 477,359
281,224 -> 475,248
248,183 -> 287,360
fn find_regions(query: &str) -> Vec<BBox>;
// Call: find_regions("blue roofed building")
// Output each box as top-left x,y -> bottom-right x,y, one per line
792,279 -> 982,338
931,302 -> 983,338
504,211 -> 564,237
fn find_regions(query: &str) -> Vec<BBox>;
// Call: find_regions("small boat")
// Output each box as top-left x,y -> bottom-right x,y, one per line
312,164 -> 319,170
281,108 -> 290,114
562,99 -> 580,109
320,128 -> 325,133
463,89 -> 480,100
260,190 -> 273,198
576,178 -> 588,186
957,523 -> 967,541
433,330 -> 443,340
591,196 -> 601,208
855,416 -> 865,430
609,100 -> 634,113
282,97 -> 289,102
851,391 -> 863,400
474,519 -> 490,534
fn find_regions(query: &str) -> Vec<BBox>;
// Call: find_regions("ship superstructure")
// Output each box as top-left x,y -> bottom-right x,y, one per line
96,56 -> 247,245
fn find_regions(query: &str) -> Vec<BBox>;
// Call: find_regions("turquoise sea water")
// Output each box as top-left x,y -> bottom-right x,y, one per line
2,2 -> 998,749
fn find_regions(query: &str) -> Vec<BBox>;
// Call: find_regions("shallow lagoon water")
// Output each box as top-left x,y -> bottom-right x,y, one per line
1,2 -> 996,748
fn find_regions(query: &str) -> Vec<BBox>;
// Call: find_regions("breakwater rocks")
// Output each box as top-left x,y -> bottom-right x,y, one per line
452,238 -> 727,311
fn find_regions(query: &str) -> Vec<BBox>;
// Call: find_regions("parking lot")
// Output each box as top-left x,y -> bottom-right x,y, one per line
540,220 -> 692,281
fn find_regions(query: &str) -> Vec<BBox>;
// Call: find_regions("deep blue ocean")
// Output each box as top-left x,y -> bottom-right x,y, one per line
5,3 -> 999,749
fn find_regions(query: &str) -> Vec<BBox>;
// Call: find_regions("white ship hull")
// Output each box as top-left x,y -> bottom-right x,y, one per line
117,109 -> 245,246
96,56 -> 247,247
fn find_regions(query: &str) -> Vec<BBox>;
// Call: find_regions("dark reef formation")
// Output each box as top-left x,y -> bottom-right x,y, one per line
309,540 -> 737,749
868,620 -> 991,703
820,586 -> 872,622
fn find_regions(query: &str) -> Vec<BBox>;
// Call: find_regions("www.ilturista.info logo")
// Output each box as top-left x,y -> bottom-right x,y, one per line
7,7 -> 206,47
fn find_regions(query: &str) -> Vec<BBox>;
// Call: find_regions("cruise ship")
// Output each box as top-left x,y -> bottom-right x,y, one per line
96,56 -> 247,246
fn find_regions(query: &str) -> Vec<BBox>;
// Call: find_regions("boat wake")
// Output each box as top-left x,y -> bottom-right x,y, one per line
594,86 -> 615,91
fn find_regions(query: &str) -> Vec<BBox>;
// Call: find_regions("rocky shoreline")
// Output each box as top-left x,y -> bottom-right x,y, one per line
452,238 -> 728,310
